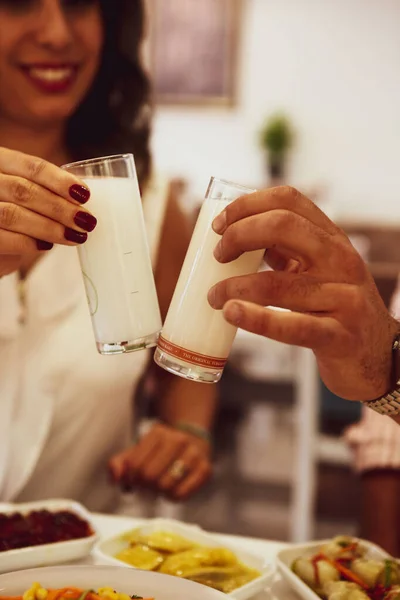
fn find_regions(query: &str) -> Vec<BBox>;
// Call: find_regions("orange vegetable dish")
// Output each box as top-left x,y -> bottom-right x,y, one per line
292,536 -> 400,600
0,584 -> 153,600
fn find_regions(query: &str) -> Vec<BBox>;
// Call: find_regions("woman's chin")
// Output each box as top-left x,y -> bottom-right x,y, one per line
22,100 -> 80,128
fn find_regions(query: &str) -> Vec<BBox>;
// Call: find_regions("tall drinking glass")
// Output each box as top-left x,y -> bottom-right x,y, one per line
154,177 -> 263,383
62,154 -> 162,355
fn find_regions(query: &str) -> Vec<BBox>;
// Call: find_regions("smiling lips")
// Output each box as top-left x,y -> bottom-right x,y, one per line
20,63 -> 79,93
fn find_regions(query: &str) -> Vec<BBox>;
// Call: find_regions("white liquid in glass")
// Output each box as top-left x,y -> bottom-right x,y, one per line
160,197 -> 264,362
78,177 -> 162,345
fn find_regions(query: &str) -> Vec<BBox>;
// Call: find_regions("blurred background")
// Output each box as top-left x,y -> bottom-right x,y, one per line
139,0 -> 400,543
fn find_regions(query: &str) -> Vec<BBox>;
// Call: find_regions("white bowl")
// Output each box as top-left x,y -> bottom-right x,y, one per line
93,518 -> 273,600
0,565 -> 226,600
276,538 -> 391,600
0,499 -> 97,573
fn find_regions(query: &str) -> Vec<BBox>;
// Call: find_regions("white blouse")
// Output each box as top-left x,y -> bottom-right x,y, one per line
0,177 -> 169,512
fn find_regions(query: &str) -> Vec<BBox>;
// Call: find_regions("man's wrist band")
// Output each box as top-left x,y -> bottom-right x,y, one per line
363,332 -> 400,416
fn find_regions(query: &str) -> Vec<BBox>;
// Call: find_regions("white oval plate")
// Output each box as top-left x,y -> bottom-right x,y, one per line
93,517 -> 273,600
276,538 -> 391,600
0,565 -> 226,600
0,499 -> 97,573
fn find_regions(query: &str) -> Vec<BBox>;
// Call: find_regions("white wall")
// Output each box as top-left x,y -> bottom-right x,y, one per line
151,0 -> 400,222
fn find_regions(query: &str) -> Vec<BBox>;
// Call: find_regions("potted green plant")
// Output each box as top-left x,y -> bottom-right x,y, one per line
260,114 -> 294,182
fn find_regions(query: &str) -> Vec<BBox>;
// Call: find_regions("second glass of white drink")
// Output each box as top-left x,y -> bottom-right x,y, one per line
154,177 -> 263,383
62,154 -> 162,355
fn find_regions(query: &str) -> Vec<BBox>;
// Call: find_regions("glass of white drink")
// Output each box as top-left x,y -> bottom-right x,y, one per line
154,177 -> 263,383
62,154 -> 162,355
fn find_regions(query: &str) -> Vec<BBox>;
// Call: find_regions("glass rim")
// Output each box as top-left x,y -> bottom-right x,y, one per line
61,153 -> 133,170
208,176 -> 256,194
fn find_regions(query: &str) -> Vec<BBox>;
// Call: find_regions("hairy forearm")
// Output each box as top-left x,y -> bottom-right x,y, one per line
155,368 -> 218,431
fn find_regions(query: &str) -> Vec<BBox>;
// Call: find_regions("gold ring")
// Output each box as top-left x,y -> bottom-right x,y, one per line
169,459 -> 187,480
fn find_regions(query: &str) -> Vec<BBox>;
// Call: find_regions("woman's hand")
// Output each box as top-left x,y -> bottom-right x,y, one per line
109,423 -> 212,501
0,147 -> 97,276
208,186 -> 399,402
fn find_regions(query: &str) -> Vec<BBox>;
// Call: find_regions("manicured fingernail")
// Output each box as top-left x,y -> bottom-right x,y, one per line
122,461 -> 135,491
208,286 -> 216,307
74,211 -> 97,232
213,211 -> 227,233
122,482 -> 134,493
69,184 -> 90,204
213,241 -> 222,261
225,302 -> 242,326
121,473 -> 131,491
64,227 -> 88,244
36,239 -> 54,251
108,466 -> 118,484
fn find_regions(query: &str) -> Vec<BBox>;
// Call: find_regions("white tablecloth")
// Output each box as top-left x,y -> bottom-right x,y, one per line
86,513 -> 298,600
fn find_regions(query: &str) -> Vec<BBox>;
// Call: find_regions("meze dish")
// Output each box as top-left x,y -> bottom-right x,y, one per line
0,583 -> 153,600
0,509 -> 93,552
292,535 -> 400,600
114,529 -> 260,593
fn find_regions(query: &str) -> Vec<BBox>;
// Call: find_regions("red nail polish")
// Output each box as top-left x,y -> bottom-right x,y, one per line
122,472 -> 133,492
108,466 -> 118,484
36,239 -> 54,251
74,211 -> 97,232
69,184 -> 90,204
64,227 -> 88,244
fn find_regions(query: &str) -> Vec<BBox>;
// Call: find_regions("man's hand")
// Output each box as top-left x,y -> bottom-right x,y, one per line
208,186 -> 399,402
109,423 -> 212,501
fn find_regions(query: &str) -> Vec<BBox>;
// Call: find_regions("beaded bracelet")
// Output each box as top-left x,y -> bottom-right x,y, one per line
174,421 -> 212,443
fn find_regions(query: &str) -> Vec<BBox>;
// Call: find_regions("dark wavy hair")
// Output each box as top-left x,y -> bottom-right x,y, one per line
66,0 -> 152,187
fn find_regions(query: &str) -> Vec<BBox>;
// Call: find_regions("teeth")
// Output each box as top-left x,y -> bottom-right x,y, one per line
28,68 -> 74,82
